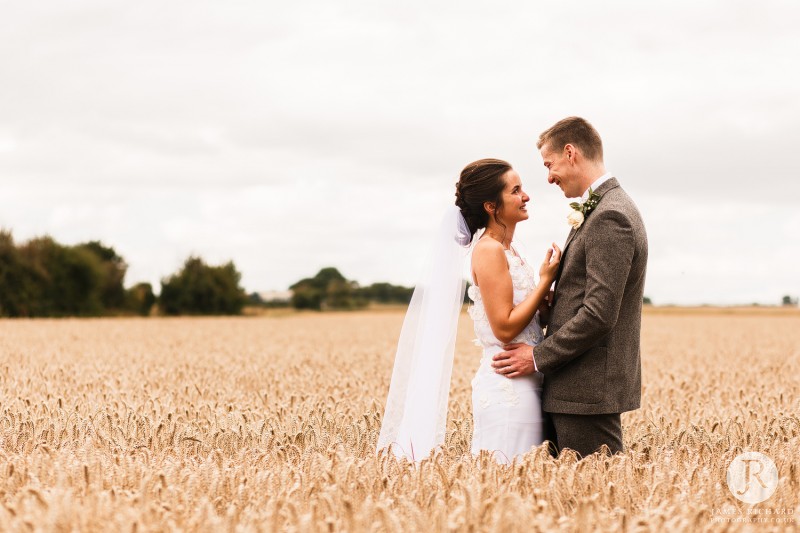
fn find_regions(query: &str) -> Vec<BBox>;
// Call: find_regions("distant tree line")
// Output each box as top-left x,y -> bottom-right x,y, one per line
285,267 -> 414,310
0,231 -> 245,317
284,271 -> 667,311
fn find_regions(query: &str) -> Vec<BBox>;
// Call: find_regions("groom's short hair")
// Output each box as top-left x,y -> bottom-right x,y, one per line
537,117 -> 603,162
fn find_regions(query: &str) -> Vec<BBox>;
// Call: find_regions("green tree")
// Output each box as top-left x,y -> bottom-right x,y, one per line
327,279 -> 367,309
289,268 -> 345,310
1,232 -> 106,316
290,284 -> 323,310
0,230 -> 30,316
159,256 -> 247,315
313,267 -> 347,287
126,282 -> 156,316
77,241 -> 128,310
289,268 -> 370,310
0,230 -> 161,317
358,282 -> 414,304
14,236 -> 106,316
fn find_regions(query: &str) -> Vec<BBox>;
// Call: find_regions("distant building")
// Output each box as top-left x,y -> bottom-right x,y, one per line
259,290 -> 293,303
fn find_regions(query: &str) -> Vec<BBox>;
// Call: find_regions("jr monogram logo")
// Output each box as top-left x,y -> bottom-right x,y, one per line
726,452 -> 779,504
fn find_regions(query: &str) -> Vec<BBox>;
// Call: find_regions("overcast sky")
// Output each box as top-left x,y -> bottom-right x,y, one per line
1,0 -> 798,305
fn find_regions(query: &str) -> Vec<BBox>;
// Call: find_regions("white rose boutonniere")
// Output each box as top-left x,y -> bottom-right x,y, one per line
567,187 -> 601,229
567,210 -> 584,229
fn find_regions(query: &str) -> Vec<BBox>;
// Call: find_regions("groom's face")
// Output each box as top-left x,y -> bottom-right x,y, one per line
540,143 -> 581,198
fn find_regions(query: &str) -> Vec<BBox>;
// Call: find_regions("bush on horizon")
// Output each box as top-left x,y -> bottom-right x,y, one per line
159,256 -> 247,316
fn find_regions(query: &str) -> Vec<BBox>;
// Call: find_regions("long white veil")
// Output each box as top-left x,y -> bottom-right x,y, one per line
376,205 -> 474,461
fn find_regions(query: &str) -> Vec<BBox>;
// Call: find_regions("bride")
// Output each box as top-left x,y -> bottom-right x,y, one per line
376,158 -> 561,463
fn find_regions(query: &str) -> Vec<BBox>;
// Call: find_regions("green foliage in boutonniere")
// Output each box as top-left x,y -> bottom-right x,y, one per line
566,188 -> 601,229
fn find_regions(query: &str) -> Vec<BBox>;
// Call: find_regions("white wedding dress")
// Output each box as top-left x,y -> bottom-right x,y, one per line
467,247 -> 545,463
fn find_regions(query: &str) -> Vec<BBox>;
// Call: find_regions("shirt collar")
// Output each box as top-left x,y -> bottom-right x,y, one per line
581,172 -> 612,202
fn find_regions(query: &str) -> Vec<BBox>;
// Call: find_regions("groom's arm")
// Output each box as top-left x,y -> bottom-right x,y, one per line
533,209 -> 635,375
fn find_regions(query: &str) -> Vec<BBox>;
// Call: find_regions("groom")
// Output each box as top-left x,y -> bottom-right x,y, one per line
491,117 -> 648,457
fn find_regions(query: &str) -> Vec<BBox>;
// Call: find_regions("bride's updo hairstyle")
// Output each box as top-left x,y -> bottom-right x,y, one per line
454,158 -> 511,244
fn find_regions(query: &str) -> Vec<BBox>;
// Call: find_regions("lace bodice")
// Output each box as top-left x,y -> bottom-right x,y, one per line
467,249 -> 544,348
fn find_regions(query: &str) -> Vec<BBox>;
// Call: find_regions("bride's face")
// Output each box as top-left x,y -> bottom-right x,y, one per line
494,170 -> 530,223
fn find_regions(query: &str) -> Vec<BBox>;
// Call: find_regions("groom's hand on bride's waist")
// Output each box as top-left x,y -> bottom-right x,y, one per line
492,343 -> 537,378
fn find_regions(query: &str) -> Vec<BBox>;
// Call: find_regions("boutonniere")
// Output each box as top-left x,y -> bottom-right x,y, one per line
567,188 -> 600,229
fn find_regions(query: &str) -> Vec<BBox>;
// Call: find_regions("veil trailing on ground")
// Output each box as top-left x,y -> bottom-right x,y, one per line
376,205 -> 474,461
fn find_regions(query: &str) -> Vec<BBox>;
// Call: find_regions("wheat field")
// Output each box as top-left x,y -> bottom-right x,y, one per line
0,308 -> 798,532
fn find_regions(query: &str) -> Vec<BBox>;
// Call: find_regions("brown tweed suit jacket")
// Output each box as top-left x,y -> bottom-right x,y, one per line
534,178 -> 648,415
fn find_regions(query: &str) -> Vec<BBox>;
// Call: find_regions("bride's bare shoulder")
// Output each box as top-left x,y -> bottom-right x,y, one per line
472,238 -> 505,264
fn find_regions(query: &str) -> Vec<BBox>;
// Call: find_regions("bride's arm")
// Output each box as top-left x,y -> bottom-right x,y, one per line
473,240 -> 560,343
537,290 -> 553,326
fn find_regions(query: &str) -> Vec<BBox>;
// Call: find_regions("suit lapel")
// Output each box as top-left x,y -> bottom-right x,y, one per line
562,226 -> 579,254
554,227 -> 577,289
553,177 -> 620,289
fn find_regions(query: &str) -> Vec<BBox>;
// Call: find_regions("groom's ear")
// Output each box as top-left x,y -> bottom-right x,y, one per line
564,144 -> 576,163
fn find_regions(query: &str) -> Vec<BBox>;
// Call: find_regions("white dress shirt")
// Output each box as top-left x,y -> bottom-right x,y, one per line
581,172 -> 613,201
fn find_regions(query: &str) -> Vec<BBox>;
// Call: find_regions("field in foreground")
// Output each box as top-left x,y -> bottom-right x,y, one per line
0,310 -> 798,532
